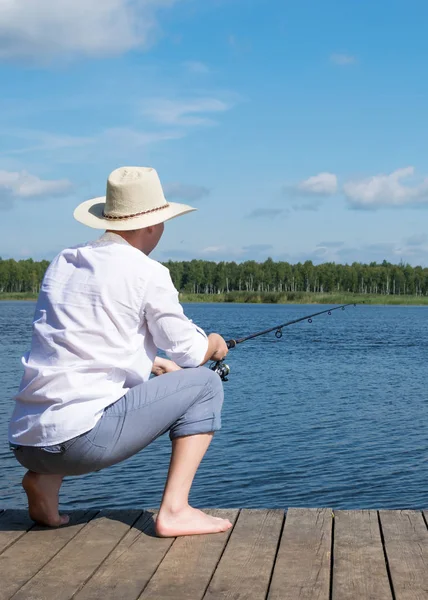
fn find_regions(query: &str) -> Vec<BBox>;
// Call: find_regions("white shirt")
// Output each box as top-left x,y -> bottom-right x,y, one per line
8,232 -> 208,446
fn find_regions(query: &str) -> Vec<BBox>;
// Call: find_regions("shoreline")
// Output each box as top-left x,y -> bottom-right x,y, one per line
180,292 -> 428,305
2,291 -> 428,306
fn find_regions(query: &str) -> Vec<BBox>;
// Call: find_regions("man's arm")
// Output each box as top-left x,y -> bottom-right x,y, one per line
144,265 -> 228,368
200,333 -> 229,365
152,332 -> 228,376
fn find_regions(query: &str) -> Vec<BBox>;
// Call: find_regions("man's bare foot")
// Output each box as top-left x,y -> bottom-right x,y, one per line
155,505 -> 233,537
22,471 -> 69,527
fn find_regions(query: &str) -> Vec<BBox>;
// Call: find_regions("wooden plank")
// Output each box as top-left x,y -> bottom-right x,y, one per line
267,507 -> 332,600
379,510 -> 428,600
203,509 -> 284,600
139,509 -> 239,600
332,510 -> 392,600
74,510 -> 174,600
0,510 -> 96,600
12,509 -> 142,600
0,510 -> 34,555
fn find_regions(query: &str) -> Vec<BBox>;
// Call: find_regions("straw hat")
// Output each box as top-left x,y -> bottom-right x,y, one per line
73,166 -> 196,230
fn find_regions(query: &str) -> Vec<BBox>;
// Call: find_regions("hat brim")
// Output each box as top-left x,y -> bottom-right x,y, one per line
73,197 -> 196,231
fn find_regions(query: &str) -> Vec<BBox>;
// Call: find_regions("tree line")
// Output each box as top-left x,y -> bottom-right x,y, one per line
0,259 -> 50,294
2,256 -> 428,297
165,258 -> 428,296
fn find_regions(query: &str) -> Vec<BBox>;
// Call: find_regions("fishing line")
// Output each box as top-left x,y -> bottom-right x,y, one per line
210,302 -> 359,381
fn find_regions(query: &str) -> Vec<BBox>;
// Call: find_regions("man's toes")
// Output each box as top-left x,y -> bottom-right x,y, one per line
59,514 -> 70,526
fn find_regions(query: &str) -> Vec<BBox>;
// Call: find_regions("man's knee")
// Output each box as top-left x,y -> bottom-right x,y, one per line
168,368 -> 224,439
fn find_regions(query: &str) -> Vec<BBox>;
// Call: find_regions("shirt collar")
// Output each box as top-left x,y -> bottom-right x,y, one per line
97,231 -> 132,247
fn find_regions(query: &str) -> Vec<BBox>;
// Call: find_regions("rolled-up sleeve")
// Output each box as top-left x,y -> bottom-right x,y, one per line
144,265 -> 209,368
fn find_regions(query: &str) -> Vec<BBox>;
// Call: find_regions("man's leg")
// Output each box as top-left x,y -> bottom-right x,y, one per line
156,434 -> 232,536
22,472 -> 68,527
17,367 -> 227,532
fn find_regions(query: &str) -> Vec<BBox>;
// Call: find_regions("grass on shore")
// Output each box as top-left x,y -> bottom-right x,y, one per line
179,291 -> 428,305
2,290 -> 428,305
0,292 -> 40,301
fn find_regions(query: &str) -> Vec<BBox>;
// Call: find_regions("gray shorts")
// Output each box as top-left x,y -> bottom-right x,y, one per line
12,367 -> 223,476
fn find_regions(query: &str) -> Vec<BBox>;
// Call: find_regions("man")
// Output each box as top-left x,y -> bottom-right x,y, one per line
9,166 -> 231,537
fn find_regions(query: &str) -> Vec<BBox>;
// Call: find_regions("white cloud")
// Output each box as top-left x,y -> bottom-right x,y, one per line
3,129 -> 93,155
142,97 -> 231,126
202,246 -> 226,254
330,53 -> 357,66
296,172 -> 338,195
0,0 -> 179,61
195,244 -> 273,262
182,61 -> 210,74
0,169 -> 73,200
343,167 -> 428,209
101,127 -> 183,147
405,234 -> 428,247
246,208 -> 284,219
1,127 -> 185,165
331,239 -> 428,266
227,34 -> 251,54
164,182 -> 210,202
292,202 -> 321,211
317,241 -> 345,249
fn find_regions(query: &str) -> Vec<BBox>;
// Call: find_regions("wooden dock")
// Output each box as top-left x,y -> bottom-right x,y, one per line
1,507 -> 427,599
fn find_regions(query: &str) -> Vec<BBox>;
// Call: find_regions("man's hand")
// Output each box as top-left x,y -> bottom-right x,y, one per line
200,333 -> 229,365
152,356 -> 182,377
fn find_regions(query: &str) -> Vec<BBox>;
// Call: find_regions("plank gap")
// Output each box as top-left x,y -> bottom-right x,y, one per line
0,510 -> 36,557
134,534 -> 179,599
329,510 -> 335,600
200,508 -> 242,600
332,510 -> 393,600
138,509 -> 238,600
72,509 -> 172,600
267,507 -> 333,600
0,510 -> 99,600
30,510 -> 100,588
203,509 -> 283,600
70,509 -> 144,600
377,511 -> 397,600
11,509 -> 142,600
263,509 -> 286,600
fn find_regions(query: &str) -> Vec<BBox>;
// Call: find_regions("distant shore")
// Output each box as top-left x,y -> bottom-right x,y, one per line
2,291 -> 428,305
0,293 -> 39,301
179,291 -> 428,305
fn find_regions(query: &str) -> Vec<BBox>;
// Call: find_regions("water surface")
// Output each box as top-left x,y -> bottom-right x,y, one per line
1,301 -> 427,510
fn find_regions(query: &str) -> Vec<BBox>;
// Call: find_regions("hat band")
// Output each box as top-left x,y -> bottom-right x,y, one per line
103,203 -> 170,221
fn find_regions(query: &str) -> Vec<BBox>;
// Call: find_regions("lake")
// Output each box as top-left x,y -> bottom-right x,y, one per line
1,301 -> 427,511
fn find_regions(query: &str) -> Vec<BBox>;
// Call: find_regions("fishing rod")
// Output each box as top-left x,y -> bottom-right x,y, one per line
210,302 -> 359,381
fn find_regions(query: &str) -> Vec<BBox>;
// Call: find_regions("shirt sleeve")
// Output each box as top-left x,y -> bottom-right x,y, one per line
143,264 -> 209,368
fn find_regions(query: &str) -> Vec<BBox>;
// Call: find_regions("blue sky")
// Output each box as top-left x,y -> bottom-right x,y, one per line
1,0 -> 428,266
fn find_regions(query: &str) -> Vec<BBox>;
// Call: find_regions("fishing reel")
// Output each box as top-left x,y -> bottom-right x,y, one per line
210,360 -> 231,382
